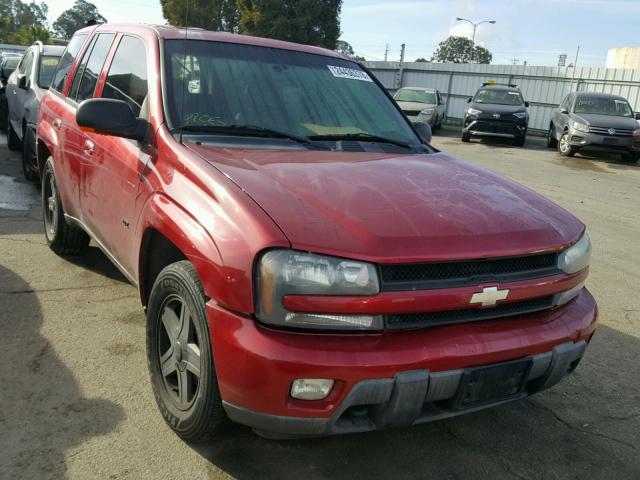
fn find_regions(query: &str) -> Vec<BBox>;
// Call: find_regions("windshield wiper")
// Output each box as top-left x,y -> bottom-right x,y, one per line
307,132 -> 418,150
180,124 -> 321,148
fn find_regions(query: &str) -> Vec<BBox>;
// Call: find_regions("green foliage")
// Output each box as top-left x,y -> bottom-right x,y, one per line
415,57 -> 428,62
159,0 -> 240,31
0,0 -> 49,44
237,0 -> 342,49
52,0 -> 106,40
432,36 -> 492,64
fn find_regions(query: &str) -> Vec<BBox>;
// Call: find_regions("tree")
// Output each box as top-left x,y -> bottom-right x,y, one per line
415,57 -> 428,62
53,0 -> 106,40
335,39 -> 365,61
0,0 -> 50,44
237,0 -> 342,50
160,0 -> 239,31
432,36 -> 492,64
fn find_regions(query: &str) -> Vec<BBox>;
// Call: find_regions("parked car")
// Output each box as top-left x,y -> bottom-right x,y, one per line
394,87 -> 446,128
547,92 -> 640,162
0,54 -> 21,130
462,83 -> 529,146
38,24 -> 596,441
6,41 -> 64,182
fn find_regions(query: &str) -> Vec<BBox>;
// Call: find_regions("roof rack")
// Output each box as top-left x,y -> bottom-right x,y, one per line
32,40 -> 44,53
482,82 -> 519,88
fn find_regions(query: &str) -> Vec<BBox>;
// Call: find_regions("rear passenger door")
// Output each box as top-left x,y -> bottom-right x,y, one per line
81,34 -> 151,275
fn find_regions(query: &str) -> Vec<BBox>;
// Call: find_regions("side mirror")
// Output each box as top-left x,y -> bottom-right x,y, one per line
560,107 -> 569,114
524,101 -> 530,108
413,121 -> 432,144
18,74 -> 28,90
76,98 -> 147,142
467,97 -> 472,103
635,112 -> 640,120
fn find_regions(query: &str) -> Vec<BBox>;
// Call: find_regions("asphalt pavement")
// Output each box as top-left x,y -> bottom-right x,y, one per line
0,128 -> 638,479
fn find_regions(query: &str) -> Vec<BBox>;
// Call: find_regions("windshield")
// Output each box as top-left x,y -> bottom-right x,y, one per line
394,89 -> 436,104
574,96 -> 633,117
38,56 -> 60,88
473,88 -> 524,106
164,40 -> 420,147
5,58 -> 19,69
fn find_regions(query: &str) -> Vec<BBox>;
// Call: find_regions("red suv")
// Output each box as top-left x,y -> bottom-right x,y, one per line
37,24 -> 597,440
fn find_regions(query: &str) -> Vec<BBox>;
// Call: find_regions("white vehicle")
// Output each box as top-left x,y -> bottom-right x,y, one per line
394,87 -> 446,129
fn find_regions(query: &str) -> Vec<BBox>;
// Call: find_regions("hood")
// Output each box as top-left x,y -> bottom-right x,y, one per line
396,101 -> 436,112
572,113 -> 638,129
471,102 -> 526,115
187,143 -> 584,263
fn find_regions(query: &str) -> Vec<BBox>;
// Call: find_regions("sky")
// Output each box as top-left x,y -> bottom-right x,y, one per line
46,0 -> 640,67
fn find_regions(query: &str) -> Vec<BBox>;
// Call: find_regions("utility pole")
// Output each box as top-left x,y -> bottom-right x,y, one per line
384,43 -> 389,62
395,44 -> 406,89
399,43 -> 405,63
511,58 -> 519,65
456,18 -> 496,63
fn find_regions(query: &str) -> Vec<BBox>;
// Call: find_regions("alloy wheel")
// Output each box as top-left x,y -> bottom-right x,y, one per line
158,295 -> 202,411
559,133 -> 570,153
44,174 -> 58,237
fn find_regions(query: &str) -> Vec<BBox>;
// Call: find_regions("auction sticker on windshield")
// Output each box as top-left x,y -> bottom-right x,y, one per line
327,65 -> 372,82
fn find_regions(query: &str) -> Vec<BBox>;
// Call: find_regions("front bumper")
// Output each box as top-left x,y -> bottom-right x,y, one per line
463,117 -> 527,139
224,340 -> 586,438
568,130 -> 640,152
208,289 -> 597,437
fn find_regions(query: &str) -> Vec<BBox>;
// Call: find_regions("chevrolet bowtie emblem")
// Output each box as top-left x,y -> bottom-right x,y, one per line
470,286 -> 509,307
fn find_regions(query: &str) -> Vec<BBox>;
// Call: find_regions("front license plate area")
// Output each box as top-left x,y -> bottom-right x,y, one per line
602,137 -> 619,144
452,358 -> 532,410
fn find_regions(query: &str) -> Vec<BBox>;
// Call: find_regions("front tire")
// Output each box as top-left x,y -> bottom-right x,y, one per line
22,126 -> 39,183
42,157 -> 90,255
461,132 -> 471,142
147,261 -> 227,442
7,113 -> 21,151
557,131 -> 576,157
621,152 -> 640,163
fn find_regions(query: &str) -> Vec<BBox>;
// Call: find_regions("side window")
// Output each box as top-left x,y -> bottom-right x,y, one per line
68,35 -> 98,100
18,51 -> 33,75
74,33 -> 115,103
102,36 -> 148,116
51,33 -> 87,93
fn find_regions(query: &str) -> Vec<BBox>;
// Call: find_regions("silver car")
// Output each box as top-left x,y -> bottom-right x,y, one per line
548,92 -> 640,162
6,41 -> 64,181
394,87 -> 446,129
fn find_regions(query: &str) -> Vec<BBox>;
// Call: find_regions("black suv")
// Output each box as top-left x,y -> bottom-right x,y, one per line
462,83 -> 529,146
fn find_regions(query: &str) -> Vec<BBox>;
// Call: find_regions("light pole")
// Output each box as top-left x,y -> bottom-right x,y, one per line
455,18 -> 496,63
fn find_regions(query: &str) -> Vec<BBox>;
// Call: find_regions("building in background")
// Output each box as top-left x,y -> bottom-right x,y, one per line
606,47 -> 640,69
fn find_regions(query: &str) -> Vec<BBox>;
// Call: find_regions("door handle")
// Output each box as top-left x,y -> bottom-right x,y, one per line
83,139 -> 94,156
53,119 -> 62,130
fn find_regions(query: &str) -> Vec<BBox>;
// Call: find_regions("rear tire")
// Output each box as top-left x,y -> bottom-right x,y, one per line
42,157 -> 90,256
557,131 -> 576,157
515,132 -> 526,147
547,124 -> 557,148
147,261 -> 228,442
7,113 -> 21,151
22,126 -> 39,183
461,132 -> 471,142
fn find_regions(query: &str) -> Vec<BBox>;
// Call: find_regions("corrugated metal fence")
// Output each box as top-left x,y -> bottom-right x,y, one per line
364,61 -> 640,133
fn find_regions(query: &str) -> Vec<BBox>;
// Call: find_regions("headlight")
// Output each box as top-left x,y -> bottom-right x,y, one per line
513,111 -> 527,119
633,129 -> 640,137
570,120 -> 589,133
467,107 -> 482,116
256,250 -> 382,330
558,234 -> 591,274
421,107 -> 435,115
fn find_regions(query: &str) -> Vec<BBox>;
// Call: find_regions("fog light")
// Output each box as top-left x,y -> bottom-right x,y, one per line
290,379 -> 334,400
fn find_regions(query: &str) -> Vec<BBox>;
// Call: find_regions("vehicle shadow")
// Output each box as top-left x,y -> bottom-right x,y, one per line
434,125 -> 547,152
570,150 -> 640,170
191,325 -> 639,479
0,265 -> 124,479
66,246 -> 130,284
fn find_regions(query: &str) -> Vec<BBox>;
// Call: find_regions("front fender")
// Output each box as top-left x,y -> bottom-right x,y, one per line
136,193 -> 224,307
36,115 -> 58,175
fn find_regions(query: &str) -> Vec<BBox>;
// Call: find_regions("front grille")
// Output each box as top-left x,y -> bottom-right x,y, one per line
588,126 -> 633,136
380,252 -> 560,291
471,120 -> 520,135
403,109 -> 422,116
385,296 -> 555,329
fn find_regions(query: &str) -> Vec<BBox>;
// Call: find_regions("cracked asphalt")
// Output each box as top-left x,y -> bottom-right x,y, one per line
1,128 -> 639,479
